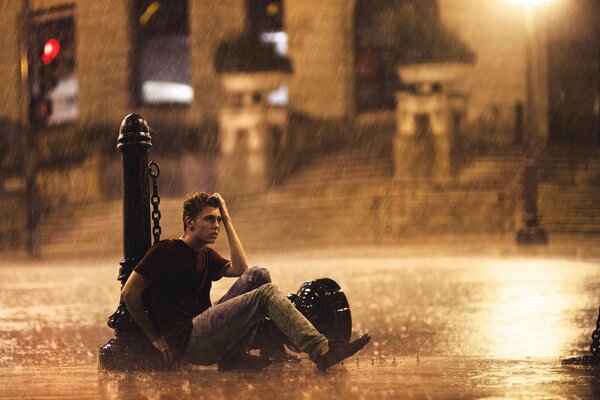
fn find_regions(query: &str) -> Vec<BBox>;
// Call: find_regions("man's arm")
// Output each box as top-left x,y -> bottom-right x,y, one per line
213,193 -> 248,277
121,271 -> 174,364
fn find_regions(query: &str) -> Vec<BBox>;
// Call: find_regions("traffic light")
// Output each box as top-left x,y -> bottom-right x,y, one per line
28,11 -> 77,126
40,38 -> 60,93
30,38 -> 61,125
42,38 -> 60,65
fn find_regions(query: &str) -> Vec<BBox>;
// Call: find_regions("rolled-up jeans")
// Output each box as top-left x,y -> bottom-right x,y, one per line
185,267 -> 328,365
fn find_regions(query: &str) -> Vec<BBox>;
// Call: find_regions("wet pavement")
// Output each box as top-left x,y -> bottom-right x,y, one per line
2,249 -> 600,398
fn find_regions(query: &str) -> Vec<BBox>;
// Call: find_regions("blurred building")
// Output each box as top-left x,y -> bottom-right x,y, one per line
0,0 -> 599,252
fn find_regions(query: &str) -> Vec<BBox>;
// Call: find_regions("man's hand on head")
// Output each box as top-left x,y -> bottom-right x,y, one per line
211,192 -> 248,276
212,193 -> 230,221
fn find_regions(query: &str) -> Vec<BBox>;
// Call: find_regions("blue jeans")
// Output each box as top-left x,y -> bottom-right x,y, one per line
185,267 -> 328,365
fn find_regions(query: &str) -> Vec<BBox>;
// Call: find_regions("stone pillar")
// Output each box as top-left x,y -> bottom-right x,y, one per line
394,63 -> 471,182
217,72 -> 289,194
394,93 -> 422,181
395,92 -> 464,181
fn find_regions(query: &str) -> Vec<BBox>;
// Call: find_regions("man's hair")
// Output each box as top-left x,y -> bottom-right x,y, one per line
182,192 -> 219,230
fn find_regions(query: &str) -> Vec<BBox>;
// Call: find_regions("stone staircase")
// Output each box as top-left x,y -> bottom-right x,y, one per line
38,149 -> 504,255
0,191 -> 27,251
36,146 -> 600,256
537,150 -> 600,186
380,185 -> 510,236
39,200 -> 123,257
21,143 -> 600,255
539,184 -> 600,233
458,153 -> 526,186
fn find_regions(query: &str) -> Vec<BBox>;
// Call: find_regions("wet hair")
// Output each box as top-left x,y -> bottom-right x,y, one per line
182,192 -> 220,230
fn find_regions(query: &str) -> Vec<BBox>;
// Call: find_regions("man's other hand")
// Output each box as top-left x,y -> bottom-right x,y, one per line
152,336 -> 174,365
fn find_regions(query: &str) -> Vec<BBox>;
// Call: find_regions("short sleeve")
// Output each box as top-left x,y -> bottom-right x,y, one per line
133,241 -> 170,283
207,247 -> 230,281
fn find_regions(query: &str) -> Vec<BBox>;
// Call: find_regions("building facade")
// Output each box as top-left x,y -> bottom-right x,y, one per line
0,0 -> 598,199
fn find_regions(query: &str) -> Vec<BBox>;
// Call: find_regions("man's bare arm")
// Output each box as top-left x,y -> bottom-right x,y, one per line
121,271 -> 174,363
213,193 -> 248,277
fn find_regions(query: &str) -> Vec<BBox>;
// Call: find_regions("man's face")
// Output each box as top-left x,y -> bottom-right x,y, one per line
188,206 -> 222,244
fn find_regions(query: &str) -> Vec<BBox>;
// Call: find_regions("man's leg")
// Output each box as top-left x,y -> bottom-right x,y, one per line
186,283 -> 328,367
214,266 -> 277,360
216,266 -> 300,363
216,266 -> 271,304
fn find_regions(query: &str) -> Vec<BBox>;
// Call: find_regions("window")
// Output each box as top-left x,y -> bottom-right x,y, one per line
247,0 -> 289,106
134,0 -> 193,105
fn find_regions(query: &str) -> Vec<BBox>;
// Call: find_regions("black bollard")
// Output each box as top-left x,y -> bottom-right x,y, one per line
98,114 -> 164,371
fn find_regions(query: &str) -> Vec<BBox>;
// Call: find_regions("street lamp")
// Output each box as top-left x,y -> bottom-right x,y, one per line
504,0 -> 552,5
504,0 -> 553,245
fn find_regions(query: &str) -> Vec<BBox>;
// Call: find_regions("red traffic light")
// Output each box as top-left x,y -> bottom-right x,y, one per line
41,38 -> 60,65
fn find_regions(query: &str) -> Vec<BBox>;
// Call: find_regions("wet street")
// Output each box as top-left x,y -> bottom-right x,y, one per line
2,249 -> 600,398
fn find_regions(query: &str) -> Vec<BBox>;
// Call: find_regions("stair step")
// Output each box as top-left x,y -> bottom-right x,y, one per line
35,147 -> 600,254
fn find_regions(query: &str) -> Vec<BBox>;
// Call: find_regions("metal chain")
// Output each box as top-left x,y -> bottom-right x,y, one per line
562,307 -> 600,364
590,308 -> 600,360
148,161 -> 162,244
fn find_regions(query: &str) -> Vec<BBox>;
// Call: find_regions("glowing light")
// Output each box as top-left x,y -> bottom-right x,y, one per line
139,1 -> 160,26
266,2 -> 279,16
260,31 -> 288,56
504,0 -> 553,6
142,81 -> 194,104
268,83 -> 288,106
42,39 -> 60,65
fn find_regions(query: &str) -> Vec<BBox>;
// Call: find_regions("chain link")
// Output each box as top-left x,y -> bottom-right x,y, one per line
590,308 -> 600,360
148,161 -> 162,244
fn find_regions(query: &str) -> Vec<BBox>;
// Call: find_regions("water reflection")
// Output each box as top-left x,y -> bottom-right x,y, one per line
1,255 -> 599,398
482,259 -> 577,358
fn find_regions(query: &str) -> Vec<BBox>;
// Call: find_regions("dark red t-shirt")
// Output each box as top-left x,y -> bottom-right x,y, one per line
133,239 -> 230,357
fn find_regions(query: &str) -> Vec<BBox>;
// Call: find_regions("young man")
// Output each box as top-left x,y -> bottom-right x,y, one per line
121,192 -> 369,371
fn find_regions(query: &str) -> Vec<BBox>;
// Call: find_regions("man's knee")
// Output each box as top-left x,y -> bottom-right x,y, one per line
248,266 -> 271,285
255,282 -> 279,299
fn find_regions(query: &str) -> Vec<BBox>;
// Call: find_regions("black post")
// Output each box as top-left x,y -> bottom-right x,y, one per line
98,114 -> 163,371
514,102 -> 524,145
20,0 -> 41,258
516,164 -> 548,245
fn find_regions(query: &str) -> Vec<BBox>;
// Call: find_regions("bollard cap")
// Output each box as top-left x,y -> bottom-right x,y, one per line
117,114 -> 152,149
289,278 -> 352,343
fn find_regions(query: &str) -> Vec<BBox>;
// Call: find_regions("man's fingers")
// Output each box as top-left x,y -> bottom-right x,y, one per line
212,193 -> 225,204
162,349 -> 174,364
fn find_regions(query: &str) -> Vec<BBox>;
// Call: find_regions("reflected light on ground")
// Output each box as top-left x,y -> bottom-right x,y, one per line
483,259 -> 576,358
2,255 -> 600,398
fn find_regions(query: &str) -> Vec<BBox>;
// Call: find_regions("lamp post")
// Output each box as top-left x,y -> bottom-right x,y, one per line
19,0 -> 41,258
505,0 -> 552,245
